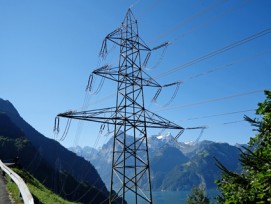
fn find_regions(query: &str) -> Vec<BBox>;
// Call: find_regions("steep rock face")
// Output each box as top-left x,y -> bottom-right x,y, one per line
0,98 -> 118,203
70,133 -> 243,191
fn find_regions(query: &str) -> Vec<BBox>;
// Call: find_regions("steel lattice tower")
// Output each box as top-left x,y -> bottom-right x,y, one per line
56,9 -> 184,204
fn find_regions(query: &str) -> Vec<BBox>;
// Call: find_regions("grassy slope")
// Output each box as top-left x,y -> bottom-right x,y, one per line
5,172 -> 22,204
6,166 -> 78,204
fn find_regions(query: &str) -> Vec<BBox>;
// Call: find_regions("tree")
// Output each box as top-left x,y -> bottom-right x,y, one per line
215,90 -> 271,203
186,184 -> 210,204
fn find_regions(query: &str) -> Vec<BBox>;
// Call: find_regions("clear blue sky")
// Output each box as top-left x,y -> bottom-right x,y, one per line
1,0 -> 270,148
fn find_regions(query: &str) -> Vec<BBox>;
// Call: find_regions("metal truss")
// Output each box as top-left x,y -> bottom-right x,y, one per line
56,9 -> 184,204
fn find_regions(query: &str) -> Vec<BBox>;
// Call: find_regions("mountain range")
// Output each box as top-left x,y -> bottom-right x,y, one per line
0,97 -> 244,201
0,98 -> 123,203
70,132 -> 243,191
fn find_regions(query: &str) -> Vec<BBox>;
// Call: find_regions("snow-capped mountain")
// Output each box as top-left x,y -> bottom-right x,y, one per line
70,133 -> 243,191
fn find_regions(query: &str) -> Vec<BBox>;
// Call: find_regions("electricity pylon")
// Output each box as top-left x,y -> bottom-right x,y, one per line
56,9 -> 184,204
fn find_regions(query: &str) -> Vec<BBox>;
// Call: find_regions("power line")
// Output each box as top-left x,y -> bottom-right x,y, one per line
202,119 -> 246,128
157,88 -> 270,112
77,49 -> 271,112
150,0 -> 228,43
201,119 -> 246,129
222,119 -> 245,125
154,27 -> 271,80
183,109 -> 255,121
183,48 -> 271,82
169,0 -> 251,44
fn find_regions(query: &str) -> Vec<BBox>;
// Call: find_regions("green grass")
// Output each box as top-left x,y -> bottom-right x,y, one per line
5,172 -> 23,204
6,166 -> 79,204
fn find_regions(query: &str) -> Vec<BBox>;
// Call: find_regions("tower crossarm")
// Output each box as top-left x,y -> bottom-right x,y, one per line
144,109 -> 184,130
57,107 -> 184,131
92,65 -> 162,88
102,25 -> 151,52
57,107 -> 117,125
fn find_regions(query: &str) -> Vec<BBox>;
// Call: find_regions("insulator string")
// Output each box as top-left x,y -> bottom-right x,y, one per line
174,129 -> 185,141
86,74 -> 93,92
162,82 -> 181,107
152,81 -> 182,107
151,87 -> 162,104
99,39 -> 108,59
146,43 -> 169,70
53,117 -> 60,139
143,52 -> 151,68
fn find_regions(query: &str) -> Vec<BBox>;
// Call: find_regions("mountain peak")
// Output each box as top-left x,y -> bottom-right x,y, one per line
156,132 -> 173,140
0,98 -> 20,117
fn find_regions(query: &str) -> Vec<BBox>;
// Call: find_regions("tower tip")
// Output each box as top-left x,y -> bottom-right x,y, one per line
123,8 -> 136,23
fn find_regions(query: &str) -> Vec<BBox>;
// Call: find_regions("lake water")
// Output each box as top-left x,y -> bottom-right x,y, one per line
125,189 -> 218,204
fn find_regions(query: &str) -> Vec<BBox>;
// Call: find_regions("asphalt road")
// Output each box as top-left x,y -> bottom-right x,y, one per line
0,171 -> 12,204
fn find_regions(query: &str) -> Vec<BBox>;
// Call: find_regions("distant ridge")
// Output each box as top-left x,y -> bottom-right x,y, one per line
70,133 -> 242,191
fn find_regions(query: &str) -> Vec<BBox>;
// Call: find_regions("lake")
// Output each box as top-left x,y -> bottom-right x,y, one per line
125,189 -> 218,204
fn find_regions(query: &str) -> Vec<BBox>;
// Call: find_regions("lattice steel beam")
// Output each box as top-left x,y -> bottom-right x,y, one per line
56,8 -> 185,204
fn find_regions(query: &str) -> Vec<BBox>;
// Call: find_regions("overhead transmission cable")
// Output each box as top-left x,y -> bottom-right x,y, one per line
151,48 -> 271,108
68,16 -> 271,118
54,114 -> 100,198
175,109 -> 256,143
200,119 -> 246,128
182,48 -> 271,82
145,0 -> 230,71
222,119 -> 245,125
182,108 -> 255,121
56,49 -> 270,129
86,48 -> 271,111
79,48 -> 270,112
57,159 -> 95,199
176,119 -> 247,143
168,0 -> 251,44
84,11 -> 271,110
157,88 -> 270,112
154,27 -> 271,80
198,119 -> 246,129
69,3 -> 261,115
140,0 -> 227,70
71,48 -> 111,147
151,0 -> 228,43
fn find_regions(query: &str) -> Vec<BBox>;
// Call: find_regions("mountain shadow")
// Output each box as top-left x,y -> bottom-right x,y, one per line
0,98 -> 123,203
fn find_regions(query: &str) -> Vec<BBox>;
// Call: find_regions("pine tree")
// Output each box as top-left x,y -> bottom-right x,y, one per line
215,90 -> 271,203
186,184 -> 210,204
